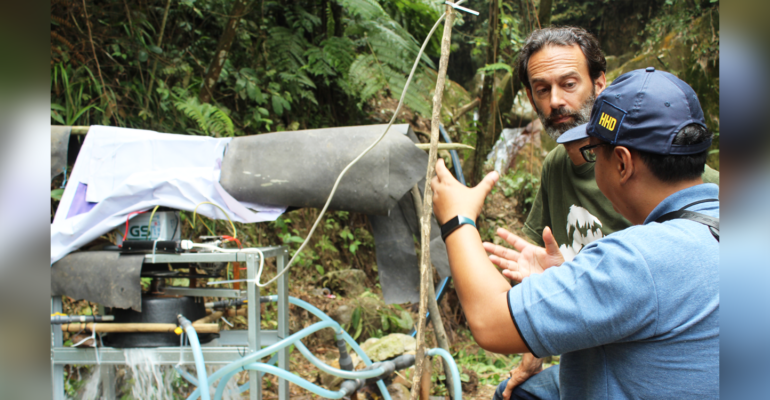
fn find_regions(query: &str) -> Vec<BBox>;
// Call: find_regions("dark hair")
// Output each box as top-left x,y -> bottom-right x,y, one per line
517,27 -> 606,90
604,124 -> 712,183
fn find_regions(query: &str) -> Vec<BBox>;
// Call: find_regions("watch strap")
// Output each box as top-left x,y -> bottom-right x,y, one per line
440,215 -> 477,241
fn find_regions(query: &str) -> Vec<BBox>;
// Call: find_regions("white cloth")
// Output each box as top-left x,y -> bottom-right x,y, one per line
51,126 -> 286,264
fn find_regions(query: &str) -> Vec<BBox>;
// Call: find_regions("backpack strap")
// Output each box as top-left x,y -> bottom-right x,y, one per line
654,198 -> 719,242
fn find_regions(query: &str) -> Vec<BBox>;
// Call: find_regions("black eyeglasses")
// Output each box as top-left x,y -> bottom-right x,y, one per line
579,142 -> 608,163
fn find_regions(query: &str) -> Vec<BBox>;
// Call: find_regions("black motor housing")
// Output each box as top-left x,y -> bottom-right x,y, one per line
104,296 -> 218,347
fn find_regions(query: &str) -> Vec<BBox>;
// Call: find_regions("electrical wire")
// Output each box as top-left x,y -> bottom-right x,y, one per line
192,201 -> 238,239
145,205 -> 161,239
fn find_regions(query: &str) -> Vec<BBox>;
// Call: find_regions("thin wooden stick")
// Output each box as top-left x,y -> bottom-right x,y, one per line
81,0 -> 107,100
410,185 -> 455,394
410,4 -> 456,399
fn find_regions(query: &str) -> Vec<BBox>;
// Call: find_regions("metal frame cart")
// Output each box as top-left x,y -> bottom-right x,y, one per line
51,246 -> 290,400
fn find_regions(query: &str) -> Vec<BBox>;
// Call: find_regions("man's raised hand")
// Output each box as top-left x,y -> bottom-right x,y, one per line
431,158 -> 498,225
482,227 -> 565,282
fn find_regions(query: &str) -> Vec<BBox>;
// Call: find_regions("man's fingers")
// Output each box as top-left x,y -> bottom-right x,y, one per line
502,269 -> 522,283
434,158 -> 455,183
498,228 -> 531,253
489,254 -> 518,270
483,242 -> 521,262
476,170 -> 499,195
543,227 -> 560,255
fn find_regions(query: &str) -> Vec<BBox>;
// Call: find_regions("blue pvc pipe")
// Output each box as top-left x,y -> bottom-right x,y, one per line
438,123 -> 466,186
180,316 -> 211,400
426,348 -> 462,400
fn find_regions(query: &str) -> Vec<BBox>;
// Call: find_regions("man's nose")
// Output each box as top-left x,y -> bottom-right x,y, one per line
550,86 -> 568,110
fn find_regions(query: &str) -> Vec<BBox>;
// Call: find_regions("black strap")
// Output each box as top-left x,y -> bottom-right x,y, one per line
654,198 -> 719,242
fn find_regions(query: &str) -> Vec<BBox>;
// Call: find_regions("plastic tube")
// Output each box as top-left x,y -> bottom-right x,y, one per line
212,354 -> 278,400
175,365 -> 199,386
241,363 -> 347,399
284,296 -> 392,400
186,320 -> 337,400
178,315 -> 211,400
426,348 -> 462,400
294,341 -> 385,380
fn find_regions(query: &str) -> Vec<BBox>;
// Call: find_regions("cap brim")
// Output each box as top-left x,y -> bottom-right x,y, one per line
556,123 -> 589,144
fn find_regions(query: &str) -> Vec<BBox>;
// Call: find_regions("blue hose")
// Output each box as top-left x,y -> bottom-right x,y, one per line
241,363 -> 347,399
178,315 -> 211,400
294,341 -> 386,380
426,348 -> 462,400
187,319 -> 337,400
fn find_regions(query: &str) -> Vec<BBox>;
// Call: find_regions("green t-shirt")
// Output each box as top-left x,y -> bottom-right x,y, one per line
523,145 -> 720,260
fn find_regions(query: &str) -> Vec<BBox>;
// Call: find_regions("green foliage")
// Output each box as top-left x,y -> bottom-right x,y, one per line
498,159 -> 541,215
173,96 -> 235,136
454,346 -> 520,386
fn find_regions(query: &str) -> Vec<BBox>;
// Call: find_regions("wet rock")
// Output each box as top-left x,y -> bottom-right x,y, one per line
360,333 -> 417,362
318,269 -> 368,297
387,382 -> 411,400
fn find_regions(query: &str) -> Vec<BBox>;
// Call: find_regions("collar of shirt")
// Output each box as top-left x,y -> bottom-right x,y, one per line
643,183 -> 720,225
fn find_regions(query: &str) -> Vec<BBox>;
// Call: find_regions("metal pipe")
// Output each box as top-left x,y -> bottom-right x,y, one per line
51,315 -> 114,324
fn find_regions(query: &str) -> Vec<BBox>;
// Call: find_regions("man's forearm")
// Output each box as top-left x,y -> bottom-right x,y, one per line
444,225 -> 529,354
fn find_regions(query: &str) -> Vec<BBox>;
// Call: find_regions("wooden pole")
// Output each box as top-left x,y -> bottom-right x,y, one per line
61,322 -> 220,334
194,311 -> 224,325
410,185 -> 455,394
410,4 -> 456,399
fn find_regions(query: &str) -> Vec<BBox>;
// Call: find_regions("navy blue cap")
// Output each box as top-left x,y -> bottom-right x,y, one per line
556,124 -> 590,144
586,67 -> 710,155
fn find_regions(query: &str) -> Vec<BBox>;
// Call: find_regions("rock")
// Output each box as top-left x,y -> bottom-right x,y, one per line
387,382 -> 411,400
331,304 -> 354,326
317,358 -> 345,390
318,269 -> 368,297
360,333 -> 417,362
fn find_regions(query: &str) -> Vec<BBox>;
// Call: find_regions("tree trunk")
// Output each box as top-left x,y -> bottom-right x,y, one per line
538,0 -> 554,27
471,0 -> 501,185
199,0 -> 253,104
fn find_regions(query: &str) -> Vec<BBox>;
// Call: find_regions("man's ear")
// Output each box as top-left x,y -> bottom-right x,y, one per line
614,146 -> 634,185
525,87 -> 536,109
594,71 -> 607,96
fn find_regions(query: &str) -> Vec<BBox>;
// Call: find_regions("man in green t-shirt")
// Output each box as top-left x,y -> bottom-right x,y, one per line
480,27 -> 719,400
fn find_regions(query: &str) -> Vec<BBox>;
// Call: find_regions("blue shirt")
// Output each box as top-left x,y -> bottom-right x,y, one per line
508,183 -> 719,399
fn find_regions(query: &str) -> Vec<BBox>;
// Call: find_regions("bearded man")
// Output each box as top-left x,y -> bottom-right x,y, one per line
480,27 -> 719,400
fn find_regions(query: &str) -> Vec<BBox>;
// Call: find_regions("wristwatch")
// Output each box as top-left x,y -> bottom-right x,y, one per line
440,215 -> 477,241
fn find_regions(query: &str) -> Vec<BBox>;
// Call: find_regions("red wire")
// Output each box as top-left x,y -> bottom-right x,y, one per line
120,211 -> 148,246
221,235 -> 242,249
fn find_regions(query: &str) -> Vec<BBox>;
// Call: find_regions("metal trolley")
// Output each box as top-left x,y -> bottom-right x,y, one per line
51,246 -> 290,400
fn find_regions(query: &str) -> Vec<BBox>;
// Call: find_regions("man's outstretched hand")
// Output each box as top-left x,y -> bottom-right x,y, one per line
431,158 -> 498,225
482,227 -> 565,282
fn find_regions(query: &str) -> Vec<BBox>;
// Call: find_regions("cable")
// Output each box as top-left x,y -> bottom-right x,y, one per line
145,205 -> 161,239
192,201 -> 237,239
121,210 -> 147,243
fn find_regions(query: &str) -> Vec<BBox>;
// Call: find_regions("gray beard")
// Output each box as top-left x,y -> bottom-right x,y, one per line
536,93 -> 596,141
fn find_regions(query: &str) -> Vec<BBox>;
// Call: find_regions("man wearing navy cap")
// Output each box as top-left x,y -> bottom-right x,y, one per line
431,68 -> 719,399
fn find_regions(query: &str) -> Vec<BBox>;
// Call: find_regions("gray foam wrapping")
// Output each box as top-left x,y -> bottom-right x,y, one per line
51,252 -> 144,311
220,124 -> 427,216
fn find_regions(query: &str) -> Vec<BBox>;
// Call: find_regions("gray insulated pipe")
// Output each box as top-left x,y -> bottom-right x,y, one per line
219,124 -> 428,215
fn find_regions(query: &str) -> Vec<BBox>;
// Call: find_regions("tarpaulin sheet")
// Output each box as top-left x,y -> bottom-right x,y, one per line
51,251 -> 145,311
220,124 -> 427,216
